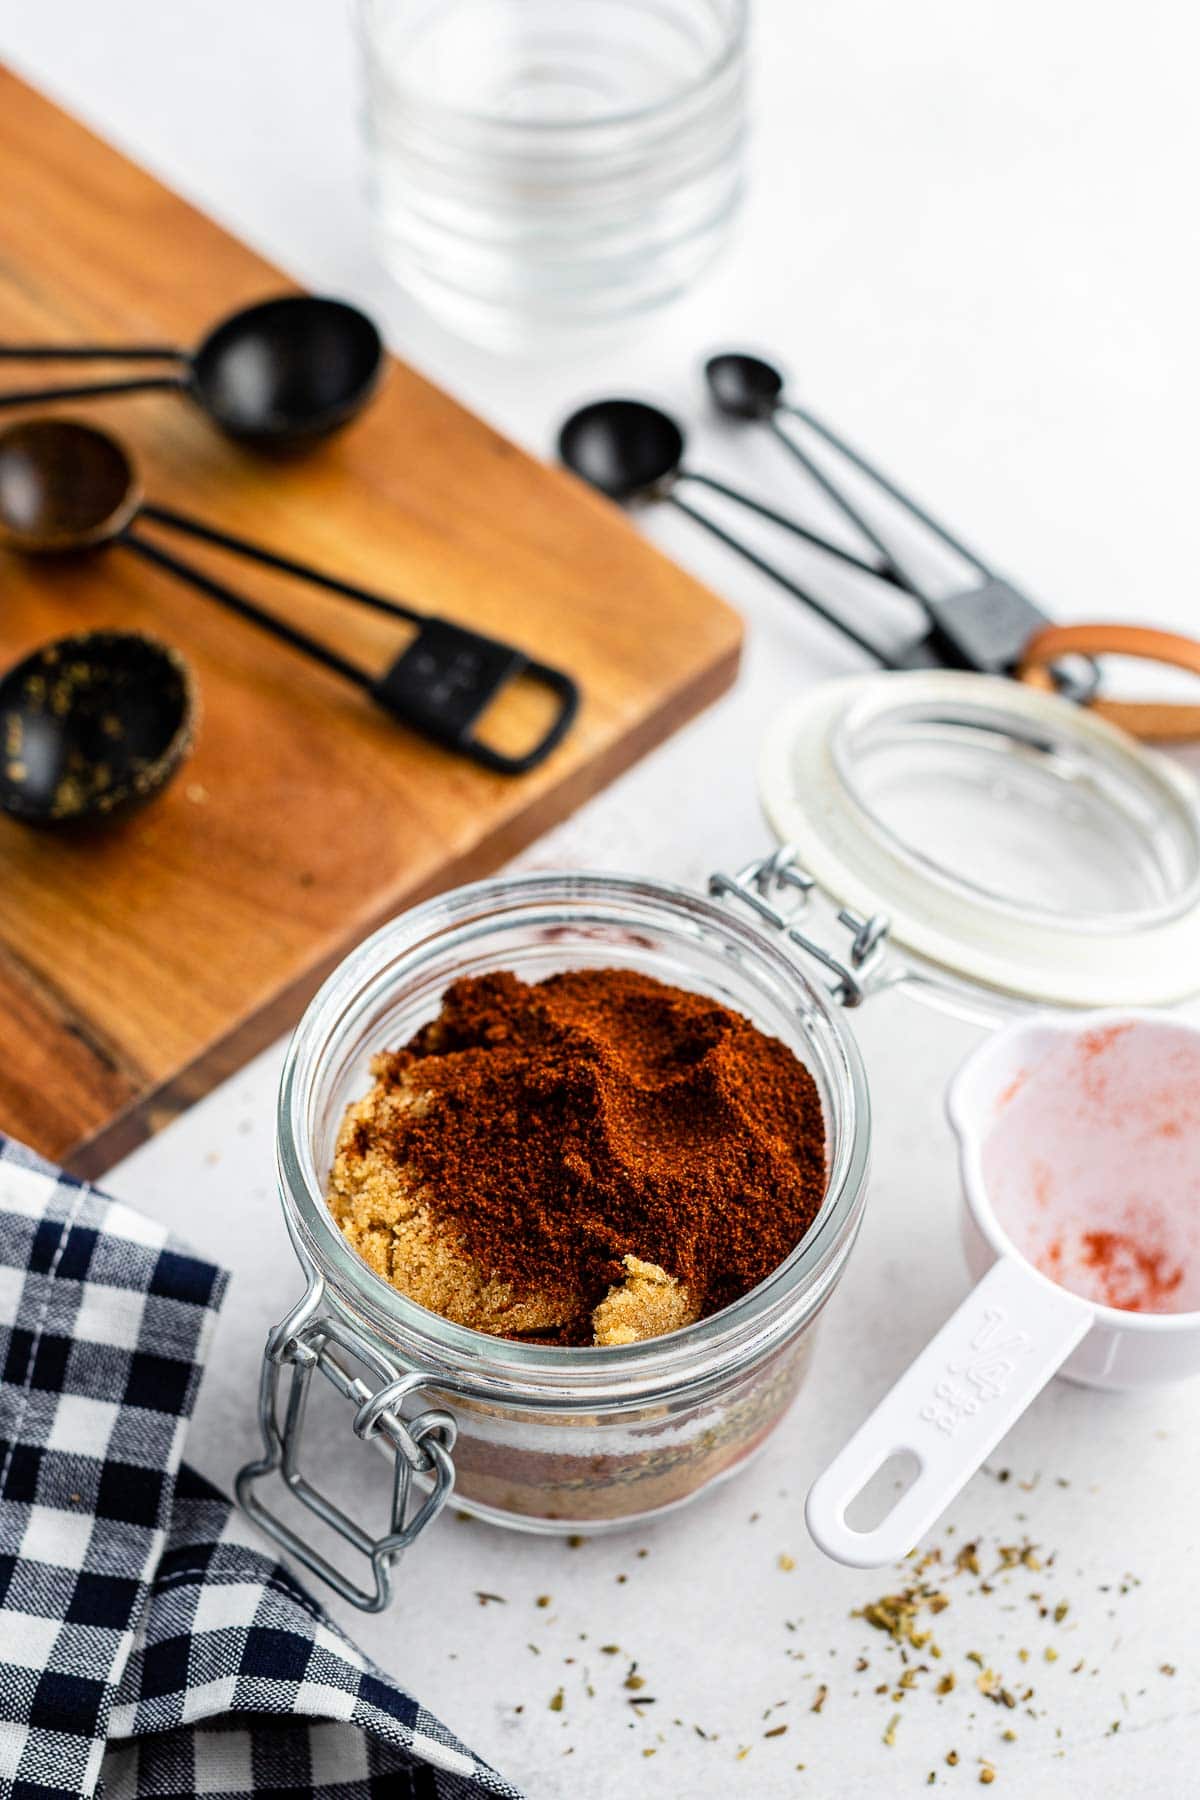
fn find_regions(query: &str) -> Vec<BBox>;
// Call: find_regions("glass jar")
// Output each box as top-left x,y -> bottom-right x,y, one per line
238,872 -> 870,1609
238,672 -> 1200,1607
357,0 -> 749,348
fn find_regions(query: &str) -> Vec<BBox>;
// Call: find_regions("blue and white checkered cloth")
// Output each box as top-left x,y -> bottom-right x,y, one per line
0,1136 -> 522,1800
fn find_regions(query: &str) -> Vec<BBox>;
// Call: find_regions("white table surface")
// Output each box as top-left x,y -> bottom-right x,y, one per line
5,5 -> 1200,1794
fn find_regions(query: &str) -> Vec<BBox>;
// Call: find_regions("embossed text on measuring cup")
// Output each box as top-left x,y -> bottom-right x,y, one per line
919,1307 -> 1032,1437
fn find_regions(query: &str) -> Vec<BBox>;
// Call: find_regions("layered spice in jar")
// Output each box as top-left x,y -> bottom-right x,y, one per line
326,965 -> 831,1520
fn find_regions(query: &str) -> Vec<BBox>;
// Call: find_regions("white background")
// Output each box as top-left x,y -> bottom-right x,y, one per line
4,4 -> 1200,1795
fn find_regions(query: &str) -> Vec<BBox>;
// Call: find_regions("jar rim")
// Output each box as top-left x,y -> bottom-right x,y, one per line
358,0 -> 749,138
275,871 -> 871,1405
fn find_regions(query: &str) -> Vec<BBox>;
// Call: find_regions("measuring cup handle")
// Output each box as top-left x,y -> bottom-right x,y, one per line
805,1257 -> 1091,1568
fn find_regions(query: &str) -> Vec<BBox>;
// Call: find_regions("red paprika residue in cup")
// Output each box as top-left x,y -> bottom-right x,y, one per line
1040,1228 -> 1184,1313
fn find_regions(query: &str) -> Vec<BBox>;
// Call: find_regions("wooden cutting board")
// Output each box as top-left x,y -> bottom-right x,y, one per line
0,71 -> 742,1177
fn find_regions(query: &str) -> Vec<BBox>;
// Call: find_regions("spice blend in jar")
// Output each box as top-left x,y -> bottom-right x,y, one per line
328,968 -> 827,1347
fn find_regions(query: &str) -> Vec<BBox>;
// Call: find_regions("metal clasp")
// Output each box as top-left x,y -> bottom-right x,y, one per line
236,1277 -> 456,1612
709,844 -> 890,1007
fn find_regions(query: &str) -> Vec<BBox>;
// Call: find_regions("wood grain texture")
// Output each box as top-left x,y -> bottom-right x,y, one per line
0,70 -> 742,1176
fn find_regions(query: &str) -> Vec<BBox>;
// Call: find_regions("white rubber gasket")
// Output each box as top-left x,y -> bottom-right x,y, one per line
758,672 -> 1200,1010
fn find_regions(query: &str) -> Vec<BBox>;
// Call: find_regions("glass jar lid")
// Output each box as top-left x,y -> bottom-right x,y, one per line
758,672 -> 1200,1010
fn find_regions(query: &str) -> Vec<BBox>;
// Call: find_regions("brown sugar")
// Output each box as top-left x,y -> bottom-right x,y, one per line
328,968 -> 827,1346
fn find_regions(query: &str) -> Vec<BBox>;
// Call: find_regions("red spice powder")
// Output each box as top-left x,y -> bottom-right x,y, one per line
1079,1230 -> 1184,1313
1040,1228 -> 1184,1312
356,968 -> 827,1345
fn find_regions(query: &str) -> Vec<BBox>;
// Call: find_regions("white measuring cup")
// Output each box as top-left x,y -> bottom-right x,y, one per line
806,1009 -> 1200,1568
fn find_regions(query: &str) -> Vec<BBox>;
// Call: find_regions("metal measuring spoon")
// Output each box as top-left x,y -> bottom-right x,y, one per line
558,397 -> 915,667
706,352 -> 995,588
0,295 -> 383,447
705,352 -> 1081,684
0,418 -> 578,775
0,629 -> 195,828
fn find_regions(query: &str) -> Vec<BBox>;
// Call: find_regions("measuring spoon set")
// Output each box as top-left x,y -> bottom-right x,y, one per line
0,294 -> 579,827
560,355 -> 1200,740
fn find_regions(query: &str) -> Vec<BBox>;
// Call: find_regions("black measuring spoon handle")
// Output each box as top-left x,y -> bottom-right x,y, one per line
0,342 -> 185,360
0,373 -> 190,409
126,508 -> 580,775
682,468 -> 903,586
370,627 -> 581,775
666,491 -> 893,668
779,399 -> 995,580
119,525 -> 369,688
764,415 -> 926,599
139,502 -> 425,625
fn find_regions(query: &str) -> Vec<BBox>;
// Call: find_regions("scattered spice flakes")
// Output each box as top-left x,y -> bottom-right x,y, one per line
600,1645 -> 621,1656
811,1684 -> 828,1714
549,1689 -> 564,1712
475,1592 -> 507,1606
625,1674 -> 647,1692
855,1584 -> 949,1647
566,1535 -> 586,1549
1160,1664 -> 1177,1677
779,1553 -> 796,1572
997,1542 -> 1042,1573
536,1595 -> 552,1609
764,1725 -> 789,1739
883,1713 -> 901,1747
736,1746 -> 752,1761
975,1670 -> 1017,1709
825,1530 -> 1113,1779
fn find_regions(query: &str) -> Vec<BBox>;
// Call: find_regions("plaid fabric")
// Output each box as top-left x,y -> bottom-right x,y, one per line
0,1137 -> 522,1800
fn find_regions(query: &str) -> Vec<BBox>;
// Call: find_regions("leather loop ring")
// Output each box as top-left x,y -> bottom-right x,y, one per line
1017,622 -> 1200,742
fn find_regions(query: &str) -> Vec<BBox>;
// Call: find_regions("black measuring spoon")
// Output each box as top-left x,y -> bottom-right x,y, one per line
0,629 -> 196,828
558,398 -> 918,667
0,295 -> 384,447
0,419 -> 578,774
705,352 -> 1058,677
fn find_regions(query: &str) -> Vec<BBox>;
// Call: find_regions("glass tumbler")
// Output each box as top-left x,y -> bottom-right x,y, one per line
358,0 -> 749,347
